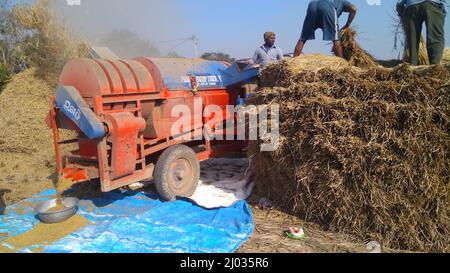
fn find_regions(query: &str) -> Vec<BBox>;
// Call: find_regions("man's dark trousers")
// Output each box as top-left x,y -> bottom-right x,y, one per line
405,1 -> 446,65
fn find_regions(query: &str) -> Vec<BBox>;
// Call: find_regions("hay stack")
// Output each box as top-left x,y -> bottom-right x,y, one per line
249,55 -> 450,252
0,70 -> 77,205
0,0 -> 87,205
0,69 -> 54,156
0,69 -> 55,204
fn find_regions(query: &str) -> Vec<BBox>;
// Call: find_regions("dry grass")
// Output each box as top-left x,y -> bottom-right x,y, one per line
238,194 -> 372,253
0,69 -> 77,206
249,55 -> 450,252
0,0 -> 87,206
340,28 -> 377,68
443,48 -> 450,64
0,69 -> 54,156
261,54 -> 352,88
11,0 -> 88,84
0,69 -> 56,205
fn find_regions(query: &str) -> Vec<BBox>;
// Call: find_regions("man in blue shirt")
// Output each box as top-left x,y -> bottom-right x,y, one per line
397,0 -> 449,65
294,0 -> 357,58
253,32 -> 284,67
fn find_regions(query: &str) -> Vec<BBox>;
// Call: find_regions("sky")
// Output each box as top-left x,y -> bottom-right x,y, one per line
8,0 -> 450,60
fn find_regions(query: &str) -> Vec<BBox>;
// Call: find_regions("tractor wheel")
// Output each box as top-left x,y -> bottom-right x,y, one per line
154,145 -> 200,201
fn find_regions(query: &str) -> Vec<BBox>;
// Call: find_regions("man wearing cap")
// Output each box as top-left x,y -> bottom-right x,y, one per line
397,0 -> 449,65
294,0 -> 357,58
253,32 -> 284,67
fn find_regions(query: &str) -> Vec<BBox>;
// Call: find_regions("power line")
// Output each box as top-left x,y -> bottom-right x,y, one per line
157,35 -> 199,57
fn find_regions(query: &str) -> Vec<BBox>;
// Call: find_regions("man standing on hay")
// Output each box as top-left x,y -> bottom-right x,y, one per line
253,32 -> 284,67
397,0 -> 449,65
294,0 -> 357,58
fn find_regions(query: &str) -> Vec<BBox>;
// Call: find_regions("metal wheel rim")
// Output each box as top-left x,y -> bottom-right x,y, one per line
167,158 -> 194,194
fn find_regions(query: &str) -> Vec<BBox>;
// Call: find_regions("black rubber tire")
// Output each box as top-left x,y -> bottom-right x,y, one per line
154,145 -> 200,201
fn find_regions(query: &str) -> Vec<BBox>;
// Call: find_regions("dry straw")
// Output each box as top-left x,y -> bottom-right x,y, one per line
340,28 -> 377,68
0,0 -> 84,205
443,48 -> 450,64
249,55 -> 450,252
11,0 -> 88,84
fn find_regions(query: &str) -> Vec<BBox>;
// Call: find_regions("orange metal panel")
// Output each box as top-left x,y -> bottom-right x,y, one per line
78,139 -> 98,158
120,60 -> 156,92
63,168 -> 89,182
106,59 -> 138,93
94,59 -> 125,95
59,58 -> 111,97
105,112 -> 146,179
101,167 -> 154,192
134,57 -> 166,92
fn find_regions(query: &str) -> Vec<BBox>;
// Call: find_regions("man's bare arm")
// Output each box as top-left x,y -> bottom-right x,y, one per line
294,40 -> 306,57
343,5 -> 357,29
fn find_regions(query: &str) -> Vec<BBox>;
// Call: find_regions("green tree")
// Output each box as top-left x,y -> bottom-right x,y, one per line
0,1 -> 27,72
201,52 -> 235,63
0,1 -> 15,91
166,51 -> 182,58
0,64 -> 10,92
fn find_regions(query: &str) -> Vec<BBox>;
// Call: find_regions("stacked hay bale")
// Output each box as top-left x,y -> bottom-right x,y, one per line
248,55 -> 449,252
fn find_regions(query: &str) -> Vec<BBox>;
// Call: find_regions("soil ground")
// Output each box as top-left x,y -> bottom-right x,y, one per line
238,195 -> 373,253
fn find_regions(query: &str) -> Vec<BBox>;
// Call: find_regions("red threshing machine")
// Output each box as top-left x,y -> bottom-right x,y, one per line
46,56 -> 259,201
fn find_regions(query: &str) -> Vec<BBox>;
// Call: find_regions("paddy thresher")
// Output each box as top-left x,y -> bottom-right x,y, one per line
46,56 -> 258,201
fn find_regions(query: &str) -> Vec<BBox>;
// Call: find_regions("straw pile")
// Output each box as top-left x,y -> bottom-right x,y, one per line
0,1 -> 84,205
0,69 -> 54,156
340,28 -> 377,68
248,54 -> 450,252
0,69 -> 56,204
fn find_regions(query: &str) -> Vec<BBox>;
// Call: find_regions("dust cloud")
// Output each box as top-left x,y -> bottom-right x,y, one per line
52,0 -> 192,58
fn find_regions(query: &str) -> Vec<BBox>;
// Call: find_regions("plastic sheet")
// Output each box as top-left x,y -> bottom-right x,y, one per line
0,189 -> 253,253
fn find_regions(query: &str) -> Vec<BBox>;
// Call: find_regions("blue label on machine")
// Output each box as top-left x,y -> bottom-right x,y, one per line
145,58 -> 260,91
180,74 -> 224,88
55,85 -> 105,139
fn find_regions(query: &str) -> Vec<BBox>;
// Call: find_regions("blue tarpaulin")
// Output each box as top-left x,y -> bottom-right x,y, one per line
0,189 -> 254,253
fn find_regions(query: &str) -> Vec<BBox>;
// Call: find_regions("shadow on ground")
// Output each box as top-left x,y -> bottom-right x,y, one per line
0,189 -> 11,215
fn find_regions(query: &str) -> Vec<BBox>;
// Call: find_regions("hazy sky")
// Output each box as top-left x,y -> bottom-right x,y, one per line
10,0 -> 450,60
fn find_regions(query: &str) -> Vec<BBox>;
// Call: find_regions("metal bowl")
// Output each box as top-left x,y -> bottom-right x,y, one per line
34,197 -> 79,224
